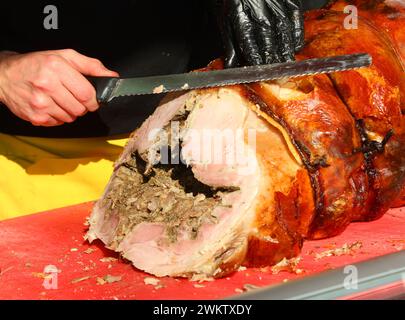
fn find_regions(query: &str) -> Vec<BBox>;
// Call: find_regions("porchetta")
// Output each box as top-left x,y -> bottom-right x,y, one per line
86,0 -> 405,278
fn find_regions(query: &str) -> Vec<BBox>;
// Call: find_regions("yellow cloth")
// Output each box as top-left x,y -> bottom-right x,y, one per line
0,133 -> 129,220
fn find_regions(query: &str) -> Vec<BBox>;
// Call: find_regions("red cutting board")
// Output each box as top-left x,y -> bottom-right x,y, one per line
0,202 -> 404,300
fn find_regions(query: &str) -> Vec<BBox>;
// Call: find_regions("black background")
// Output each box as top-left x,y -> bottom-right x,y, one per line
0,0 -> 330,137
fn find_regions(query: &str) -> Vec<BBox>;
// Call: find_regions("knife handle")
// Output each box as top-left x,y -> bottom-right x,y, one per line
86,76 -> 119,104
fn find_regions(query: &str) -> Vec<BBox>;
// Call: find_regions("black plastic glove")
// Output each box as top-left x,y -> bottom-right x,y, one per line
214,0 -> 305,68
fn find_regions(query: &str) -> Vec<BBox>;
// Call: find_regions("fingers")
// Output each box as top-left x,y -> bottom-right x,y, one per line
1,49 -> 116,127
46,98 -> 76,124
56,49 -> 119,77
230,0 -> 263,65
55,49 -> 119,111
30,53 -> 99,123
32,115 -> 63,127
257,24 -> 281,64
50,82 -> 88,118
265,0 -> 295,62
220,0 -> 302,67
244,0 -> 280,64
33,54 -> 100,112
224,29 -> 239,68
27,90 -> 73,126
284,0 -> 305,51
219,16 -> 239,68
58,67 -> 99,112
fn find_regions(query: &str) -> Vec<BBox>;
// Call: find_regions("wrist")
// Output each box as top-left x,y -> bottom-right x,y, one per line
0,50 -> 18,58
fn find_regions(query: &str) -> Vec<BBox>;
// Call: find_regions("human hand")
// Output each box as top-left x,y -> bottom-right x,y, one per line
216,0 -> 305,68
0,49 -> 118,126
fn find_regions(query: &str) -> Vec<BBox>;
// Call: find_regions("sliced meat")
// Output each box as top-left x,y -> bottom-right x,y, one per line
86,69 -> 368,277
87,84 -> 315,277
87,4 -> 405,278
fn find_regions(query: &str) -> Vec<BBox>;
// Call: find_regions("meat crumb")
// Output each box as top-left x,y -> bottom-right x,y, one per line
103,275 -> 122,284
153,85 -> 165,94
193,284 -> 205,288
96,275 -> 122,285
100,257 -> 118,263
144,277 -> 160,286
144,277 -> 165,289
190,274 -> 215,282
237,266 -> 247,272
71,276 -> 91,284
32,272 -> 49,279
84,248 -> 96,254
234,288 -> 244,294
271,257 -> 303,275
386,239 -> 405,244
315,241 -> 363,260
70,248 -> 78,252
154,284 -> 165,290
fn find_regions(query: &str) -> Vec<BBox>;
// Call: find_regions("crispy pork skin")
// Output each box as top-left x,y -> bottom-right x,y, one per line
327,0 -> 405,209
303,6 -> 405,220
249,71 -> 368,240
87,2 -> 405,278
329,0 -> 405,66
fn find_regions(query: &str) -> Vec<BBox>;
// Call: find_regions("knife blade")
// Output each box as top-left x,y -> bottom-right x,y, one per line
87,53 -> 372,104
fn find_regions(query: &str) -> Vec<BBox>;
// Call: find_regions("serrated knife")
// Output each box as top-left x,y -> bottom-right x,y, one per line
87,53 -> 372,104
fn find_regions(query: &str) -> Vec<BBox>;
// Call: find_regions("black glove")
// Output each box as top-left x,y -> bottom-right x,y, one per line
214,0 -> 305,68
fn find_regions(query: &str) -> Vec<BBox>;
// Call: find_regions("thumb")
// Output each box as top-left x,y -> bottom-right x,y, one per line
56,49 -> 119,77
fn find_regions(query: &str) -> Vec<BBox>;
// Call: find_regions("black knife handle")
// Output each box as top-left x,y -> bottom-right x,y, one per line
86,76 -> 119,104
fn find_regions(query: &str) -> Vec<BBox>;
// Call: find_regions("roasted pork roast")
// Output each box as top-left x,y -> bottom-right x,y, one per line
87,0 -> 405,278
